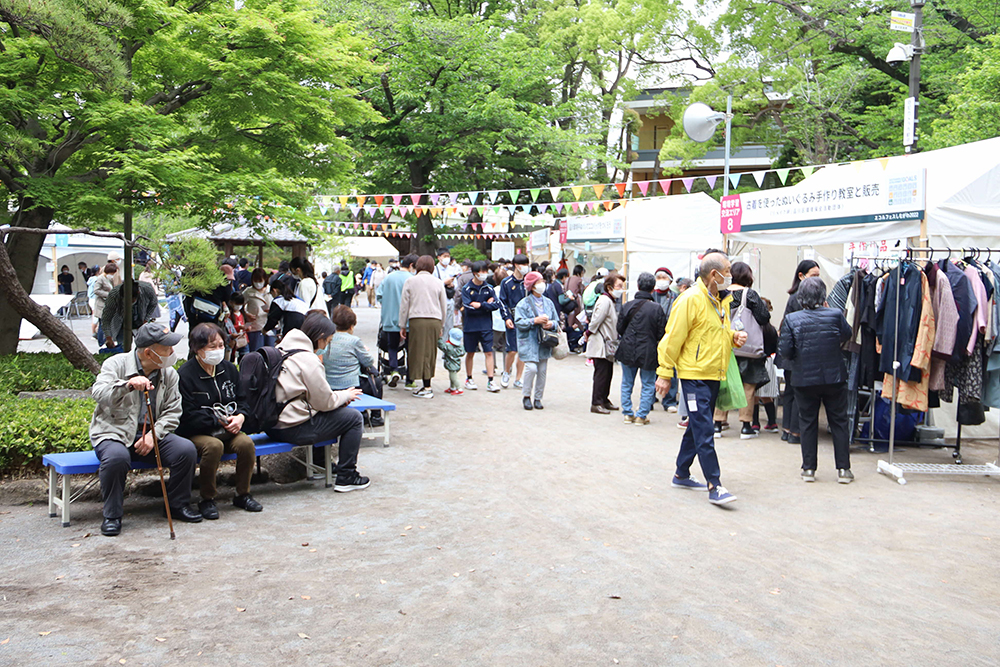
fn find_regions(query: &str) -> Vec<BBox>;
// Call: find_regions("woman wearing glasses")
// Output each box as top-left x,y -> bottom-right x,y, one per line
176,322 -> 263,519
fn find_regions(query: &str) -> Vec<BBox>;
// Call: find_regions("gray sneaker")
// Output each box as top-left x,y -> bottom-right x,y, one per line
838,469 -> 854,484
513,379 -> 523,389
501,371 -> 510,388
801,469 -> 816,482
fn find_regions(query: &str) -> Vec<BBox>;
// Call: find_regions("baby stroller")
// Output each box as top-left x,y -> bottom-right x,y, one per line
377,324 -> 408,387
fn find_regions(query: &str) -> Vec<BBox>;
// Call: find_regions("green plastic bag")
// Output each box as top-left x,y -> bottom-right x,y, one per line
716,352 -> 748,412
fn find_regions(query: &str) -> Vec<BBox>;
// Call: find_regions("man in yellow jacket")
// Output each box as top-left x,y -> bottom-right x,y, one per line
656,251 -> 747,506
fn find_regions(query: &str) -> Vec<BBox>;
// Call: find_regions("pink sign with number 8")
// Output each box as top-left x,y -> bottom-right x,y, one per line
720,195 -> 742,233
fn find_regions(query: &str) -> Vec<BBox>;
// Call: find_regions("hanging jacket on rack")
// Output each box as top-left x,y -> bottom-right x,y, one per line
876,262 -> 924,383
937,259 -> 977,362
924,261 -> 959,392
881,271 -> 935,411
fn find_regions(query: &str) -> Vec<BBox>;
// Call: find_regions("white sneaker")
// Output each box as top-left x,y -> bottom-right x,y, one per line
413,387 -> 434,398
486,379 -> 501,393
513,379 -> 523,389
465,378 -> 478,390
501,371 -> 510,388
666,405 -> 678,413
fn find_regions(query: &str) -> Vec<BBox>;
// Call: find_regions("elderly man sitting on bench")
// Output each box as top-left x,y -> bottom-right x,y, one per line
90,322 -> 202,537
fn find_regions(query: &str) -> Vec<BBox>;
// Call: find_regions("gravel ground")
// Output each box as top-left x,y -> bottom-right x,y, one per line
2,305 -> 999,666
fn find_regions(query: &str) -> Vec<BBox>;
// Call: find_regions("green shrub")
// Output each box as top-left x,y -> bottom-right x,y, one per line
0,398 -> 95,473
0,352 -> 107,397
447,243 -> 486,263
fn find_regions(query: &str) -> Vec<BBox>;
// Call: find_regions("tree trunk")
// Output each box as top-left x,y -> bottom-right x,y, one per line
0,206 -> 54,356
415,212 -> 436,256
0,230 -> 100,374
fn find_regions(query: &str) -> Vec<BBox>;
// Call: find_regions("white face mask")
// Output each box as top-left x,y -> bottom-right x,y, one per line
612,289 -> 623,299
476,273 -> 488,282
201,349 -> 225,366
716,273 -> 732,290
516,265 -> 529,276
150,349 -> 178,370
440,257 -> 450,266
253,282 -> 265,290
533,283 -> 545,296
235,305 -> 243,312
655,279 -> 671,291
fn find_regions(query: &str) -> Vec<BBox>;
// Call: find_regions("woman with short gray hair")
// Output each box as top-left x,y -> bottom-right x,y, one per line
777,277 -> 854,484
616,272 -> 668,425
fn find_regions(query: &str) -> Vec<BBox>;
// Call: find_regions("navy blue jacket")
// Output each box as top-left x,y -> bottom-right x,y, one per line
498,275 -> 525,323
778,307 -> 852,387
462,279 -> 500,332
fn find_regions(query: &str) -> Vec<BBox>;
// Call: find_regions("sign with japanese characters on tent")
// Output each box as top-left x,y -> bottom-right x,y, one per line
721,168 -> 926,234
566,213 -> 625,243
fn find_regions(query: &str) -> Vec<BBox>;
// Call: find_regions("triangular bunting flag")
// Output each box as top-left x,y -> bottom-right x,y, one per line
332,203 -> 342,213
800,166 -> 815,178
364,205 -> 376,217
414,207 -> 423,217
392,194 -> 403,205
603,201 -> 613,211
529,188 -> 541,203
705,175 -> 718,190
318,205 -> 328,216
753,171 -> 766,188
593,184 -> 605,199
571,202 -> 580,213
467,191 -> 479,205
507,189 -> 520,203
506,205 -> 517,216
356,195 -> 366,206
775,169 -> 790,185
637,181 -> 650,196
349,205 -> 360,218
658,179 -> 672,195
555,203 -> 564,214
398,206 -> 408,216
852,161 -> 865,173
339,195 -> 350,206
487,190 -> 499,205
679,178 -> 692,193
729,173 -> 741,189
548,187 -> 561,201
571,186 -> 584,201
411,193 -> 422,205
374,195 -> 384,207
477,206 -> 485,217
878,158 -> 890,170
615,183 -> 627,197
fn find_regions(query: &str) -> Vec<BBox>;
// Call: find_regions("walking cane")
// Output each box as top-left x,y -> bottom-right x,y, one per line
142,389 -> 175,540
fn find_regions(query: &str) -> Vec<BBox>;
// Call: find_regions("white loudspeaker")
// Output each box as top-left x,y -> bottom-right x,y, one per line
682,102 -> 725,143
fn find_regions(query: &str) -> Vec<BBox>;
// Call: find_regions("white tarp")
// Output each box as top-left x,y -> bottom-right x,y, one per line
624,193 -> 725,291
729,137 -> 1000,246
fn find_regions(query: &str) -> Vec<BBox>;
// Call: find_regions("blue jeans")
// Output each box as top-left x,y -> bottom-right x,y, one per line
676,379 -> 722,488
620,364 -> 657,418
660,370 -> 678,408
247,331 -> 264,352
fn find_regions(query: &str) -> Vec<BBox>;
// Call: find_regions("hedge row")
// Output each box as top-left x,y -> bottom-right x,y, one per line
0,353 -> 105,475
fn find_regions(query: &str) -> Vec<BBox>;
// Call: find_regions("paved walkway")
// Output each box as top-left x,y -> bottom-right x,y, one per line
3,306 -> 999,665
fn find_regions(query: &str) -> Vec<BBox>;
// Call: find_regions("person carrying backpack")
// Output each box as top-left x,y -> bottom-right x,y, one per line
265,312 -> 370,492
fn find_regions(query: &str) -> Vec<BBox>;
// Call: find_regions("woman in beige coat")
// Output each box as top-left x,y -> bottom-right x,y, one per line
585,274 -> 624,414
399,255 -> 448,399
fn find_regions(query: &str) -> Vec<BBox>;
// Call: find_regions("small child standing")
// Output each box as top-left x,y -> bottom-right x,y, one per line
438,327 -> 465,395
225,292 -> 249,363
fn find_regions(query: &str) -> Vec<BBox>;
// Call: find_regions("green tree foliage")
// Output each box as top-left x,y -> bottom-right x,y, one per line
0,0 -> 379,354
155,236 -> 226,297
929,35 -> 1000,149
446,243 -> 486,263
703,0 -> 999,163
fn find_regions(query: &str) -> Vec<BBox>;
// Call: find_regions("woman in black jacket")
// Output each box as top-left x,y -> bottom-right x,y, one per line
779,259 -> 821,443
616,273 -> 668,426
176,323 -> 263,518
777,277 -> 854,484
713,262 -> 771,439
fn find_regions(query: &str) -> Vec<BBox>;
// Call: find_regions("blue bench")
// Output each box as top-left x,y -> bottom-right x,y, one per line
351,394 -> 397,447
43,434 -> 335,527
41,394 -> 397,527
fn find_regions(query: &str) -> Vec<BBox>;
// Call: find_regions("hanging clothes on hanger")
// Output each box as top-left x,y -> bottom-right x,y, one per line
924,260 -> 958,393
982,260 -> 1000,408
881,269 -> 935,411
937,258 -> 977,362
876,262 -> 925,384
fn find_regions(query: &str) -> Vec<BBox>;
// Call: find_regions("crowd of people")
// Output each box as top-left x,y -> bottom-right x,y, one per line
86,243 -> 859,535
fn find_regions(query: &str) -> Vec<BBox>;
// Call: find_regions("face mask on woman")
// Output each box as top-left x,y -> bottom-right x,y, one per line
201,349 -> 225,366
533,283 -> 545,296
655,279 -> 671,291
612,289 -> 623,299
253,281 -> 265,290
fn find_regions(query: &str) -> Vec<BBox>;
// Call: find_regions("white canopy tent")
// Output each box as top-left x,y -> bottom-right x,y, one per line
624,193 -> 724,293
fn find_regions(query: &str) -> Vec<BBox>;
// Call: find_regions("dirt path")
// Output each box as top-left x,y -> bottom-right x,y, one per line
2,306 -> 999,666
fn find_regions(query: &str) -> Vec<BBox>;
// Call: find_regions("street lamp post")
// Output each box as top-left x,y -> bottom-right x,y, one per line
906,0 -> 924,154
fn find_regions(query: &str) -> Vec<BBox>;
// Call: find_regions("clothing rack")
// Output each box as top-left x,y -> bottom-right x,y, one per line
848,247 -> 1000,484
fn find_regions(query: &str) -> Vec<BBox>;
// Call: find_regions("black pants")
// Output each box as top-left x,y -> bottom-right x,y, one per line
94,434 -> 197,519
794,382 -> 851,471
782,370 -> 800,434
384,330 -> 406,378
267,407 -> 363,478
592,357 -> 614,406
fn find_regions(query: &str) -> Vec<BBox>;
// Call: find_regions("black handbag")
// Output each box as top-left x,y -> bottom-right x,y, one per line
531,299 -> 560,348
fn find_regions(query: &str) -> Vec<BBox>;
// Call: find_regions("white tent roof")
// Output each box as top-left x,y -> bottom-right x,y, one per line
625,192 -> 724,251
730,137 -> 1000,246
345,235 -> 399,259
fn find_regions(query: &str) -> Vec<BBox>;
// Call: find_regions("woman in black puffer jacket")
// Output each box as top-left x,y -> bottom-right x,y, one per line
778,277 -> 853,484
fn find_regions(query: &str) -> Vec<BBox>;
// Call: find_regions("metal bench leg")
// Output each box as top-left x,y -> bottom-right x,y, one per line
325,444 -> 333,489
383,413 -> 391,447
305,446 -> 314,476
48,467 -> 57,517
61,474 -> 71,527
